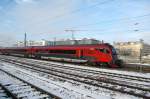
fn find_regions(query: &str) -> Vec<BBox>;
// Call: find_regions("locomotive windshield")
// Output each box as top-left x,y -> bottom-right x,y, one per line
98,48 -> 110,54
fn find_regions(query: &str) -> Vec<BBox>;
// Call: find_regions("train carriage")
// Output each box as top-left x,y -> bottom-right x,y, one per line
0,43 -> 123,68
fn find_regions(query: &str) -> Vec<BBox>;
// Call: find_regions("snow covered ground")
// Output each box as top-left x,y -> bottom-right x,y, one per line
1,55 -> 150,78
128,63 -> 150,67
28,58 -> 150,78
0,61 -> 145,99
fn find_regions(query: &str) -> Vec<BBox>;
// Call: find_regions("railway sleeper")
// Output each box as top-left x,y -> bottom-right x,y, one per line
1,57 -> 150,99
0,69 -> 61,99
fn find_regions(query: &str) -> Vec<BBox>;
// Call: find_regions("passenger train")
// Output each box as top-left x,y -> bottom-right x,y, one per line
0,43 -> 123,68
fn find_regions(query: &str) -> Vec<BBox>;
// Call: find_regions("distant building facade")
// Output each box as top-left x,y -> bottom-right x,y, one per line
114,40 -> 150,57
14,40 -> 52,47
54,38 -> 102,45
14,38 -> 102,47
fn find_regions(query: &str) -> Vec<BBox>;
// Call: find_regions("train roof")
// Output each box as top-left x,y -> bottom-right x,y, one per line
0,43 -> 114,49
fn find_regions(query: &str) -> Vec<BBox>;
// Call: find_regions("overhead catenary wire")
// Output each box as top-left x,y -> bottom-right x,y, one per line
48,12 -> 150,34
68,13 -> 150,29
46,0 -> 114,20
27,0 -> 114,26
64,28 -> 150,34
26,0 -> 150,33
64,14 -> 150,34
18,0 -> 150,39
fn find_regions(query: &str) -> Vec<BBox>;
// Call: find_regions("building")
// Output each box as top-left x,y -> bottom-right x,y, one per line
114,40 -> 150,57
78,38 -> 102,45
14,38 -> 103,47
14,40 -> 53,47
54,38 -> 102,45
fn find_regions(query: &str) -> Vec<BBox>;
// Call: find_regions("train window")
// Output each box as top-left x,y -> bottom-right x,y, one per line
12,49 -> 26,52
99,49 -> 105,53
49,50 -> 76,54
36,49 -> 48,53
99,48 -> 109,54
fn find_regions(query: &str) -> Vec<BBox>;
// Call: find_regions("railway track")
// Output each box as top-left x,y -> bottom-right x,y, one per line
0,56 -> 150,98
0,84 -> 13,99
1,55 -> 150,83
0,68 -> 60,99
1,55 -> 150,84
33,60 -> 150,83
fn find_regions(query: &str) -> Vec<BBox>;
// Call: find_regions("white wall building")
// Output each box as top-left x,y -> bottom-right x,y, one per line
114,40 -> 150,57
14,38 -> 103,47
14,40 -> 52,47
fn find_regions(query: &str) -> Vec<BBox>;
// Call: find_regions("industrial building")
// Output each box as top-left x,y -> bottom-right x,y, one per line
114,40 -> 150,57
55,38 -> 101,45
14,40 -> 51,47
14,38 -> 102,47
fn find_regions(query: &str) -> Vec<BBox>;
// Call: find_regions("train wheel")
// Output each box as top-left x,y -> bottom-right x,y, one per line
35,55 -> 41,59
100,62 -> 111,68
95,62 -> 101,66
106,63 -> 112,68
87,61 -> 96,66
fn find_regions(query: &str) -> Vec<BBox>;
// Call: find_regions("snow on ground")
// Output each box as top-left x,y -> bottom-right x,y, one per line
28,58 -> 150,78
1,55 -> 150,78
128,63 -> 150,67
0,61 -> 142,99
0,62 -> 108,99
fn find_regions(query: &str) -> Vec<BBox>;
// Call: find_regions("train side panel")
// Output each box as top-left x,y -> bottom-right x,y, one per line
0,44 -> 123,67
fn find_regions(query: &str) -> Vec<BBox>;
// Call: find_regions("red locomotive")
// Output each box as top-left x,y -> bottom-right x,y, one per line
0,43 -> 123,68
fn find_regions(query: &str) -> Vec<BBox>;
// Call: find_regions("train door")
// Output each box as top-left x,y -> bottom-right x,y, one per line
78,50 -> 83,58
80,50 -> 83,58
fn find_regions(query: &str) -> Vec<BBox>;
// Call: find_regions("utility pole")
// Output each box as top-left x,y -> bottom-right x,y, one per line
24,33 -> 27,47
139,39 -> 144,72
139,48 -> 143,72
54,37 -> 56,46
65,30 -> 75,40
65,30 -> 78,45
